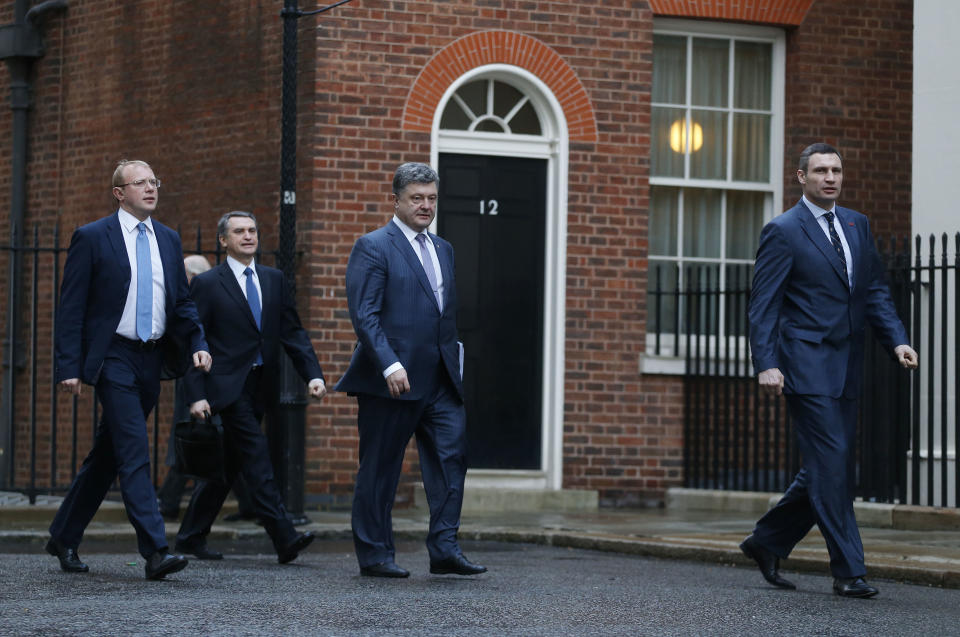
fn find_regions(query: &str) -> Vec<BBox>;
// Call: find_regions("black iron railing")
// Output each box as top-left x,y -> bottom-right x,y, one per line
0,223 -> 279,502
649,234 -> 959,507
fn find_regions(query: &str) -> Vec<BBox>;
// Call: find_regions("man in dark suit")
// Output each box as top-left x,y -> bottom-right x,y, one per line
337,162 -> 486,578
157,254 -> 212,521
174,211 -> 325,564
49,159 -> 212,580
741,143 -> 918,598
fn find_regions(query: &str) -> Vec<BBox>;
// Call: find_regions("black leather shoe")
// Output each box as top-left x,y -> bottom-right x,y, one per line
145,552 -> 188,580
45,538 -> 89,573
360,561 -> 410,578
174,541 -> 223,560
834,577 -> 879,598
277,531 -> 315,564
430,554 -> 487,576
739,535 -> 795,590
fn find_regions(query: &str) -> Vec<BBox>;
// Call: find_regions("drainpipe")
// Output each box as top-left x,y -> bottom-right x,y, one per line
0,0 -> 67,488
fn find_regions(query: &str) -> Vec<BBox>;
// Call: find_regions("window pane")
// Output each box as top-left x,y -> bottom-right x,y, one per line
734,41 -> 772,110
653,35 -> 686,104
651,107 -> 685,177
508,100 -> 542,135
724,262 -> 755,338
458,80 -> 487,118
650,186 -> 679,256
440,100 -> 471,130
493,81 -> 523,118
647,259 -> 680,336
691,38 -> 729,107
683,188 -> 722,258
689,109 -> 726,180
732,114 -> 770,182
475,119 -> 506,133
725,191 -> 764,259
682,262 -> 719,336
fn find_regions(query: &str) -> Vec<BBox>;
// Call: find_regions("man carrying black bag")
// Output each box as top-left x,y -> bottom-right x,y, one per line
174,211 -> 326,564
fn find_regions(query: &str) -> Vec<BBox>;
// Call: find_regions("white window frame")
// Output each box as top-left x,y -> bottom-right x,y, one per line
644,18 -> 786,375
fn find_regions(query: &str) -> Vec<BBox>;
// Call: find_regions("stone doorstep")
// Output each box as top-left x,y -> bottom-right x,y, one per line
414,485 -> 599,513
666,487 -> 960,531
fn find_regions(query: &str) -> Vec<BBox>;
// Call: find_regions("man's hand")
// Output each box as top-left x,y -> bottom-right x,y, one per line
192,350 -> 212,372
308,378 -> 327,400
189,399 -> 212,420
386,369 -> 410,399
58,378 -> 82,396
894,344 -> 919,369
758,368 -> 784,396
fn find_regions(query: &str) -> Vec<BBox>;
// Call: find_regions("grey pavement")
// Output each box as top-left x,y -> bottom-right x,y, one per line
2,540 -> 960,636
2,487 -> 960,592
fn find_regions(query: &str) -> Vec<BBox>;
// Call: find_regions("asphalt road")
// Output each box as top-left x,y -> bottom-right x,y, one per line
1,540 -> 958,636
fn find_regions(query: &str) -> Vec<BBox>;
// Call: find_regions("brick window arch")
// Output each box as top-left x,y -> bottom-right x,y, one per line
402,31 -> 598,143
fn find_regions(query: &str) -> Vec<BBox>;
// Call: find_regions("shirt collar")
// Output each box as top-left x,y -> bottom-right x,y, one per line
226,255 -> 256,278
392,215 -> 429,244
802,195 -> 837,220
117,208 -> 154,234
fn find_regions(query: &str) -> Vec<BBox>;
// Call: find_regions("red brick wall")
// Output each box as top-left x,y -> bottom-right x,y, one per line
0,0 -> 912,508
783,0 -> 913,237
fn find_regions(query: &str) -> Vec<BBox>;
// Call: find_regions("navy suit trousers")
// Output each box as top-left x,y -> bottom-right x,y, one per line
49,337 -> 168,558
176,367 -> 298,553
351,369 -> 467,567
751,394 -> 865,578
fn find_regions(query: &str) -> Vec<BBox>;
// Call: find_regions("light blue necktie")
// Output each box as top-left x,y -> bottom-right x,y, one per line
244,267 -> 263,365
415,234 -> 442,310
135,222 -> 152,342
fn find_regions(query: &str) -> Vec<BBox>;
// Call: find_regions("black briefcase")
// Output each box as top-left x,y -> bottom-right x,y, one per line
173,413 -> 228,484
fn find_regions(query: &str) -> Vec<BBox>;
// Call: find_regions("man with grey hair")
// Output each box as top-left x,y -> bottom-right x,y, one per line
174,211 -> 326,564
337,162 -> 486,578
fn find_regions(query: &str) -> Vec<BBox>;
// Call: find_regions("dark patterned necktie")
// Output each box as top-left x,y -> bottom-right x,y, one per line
823,212 -> 848,282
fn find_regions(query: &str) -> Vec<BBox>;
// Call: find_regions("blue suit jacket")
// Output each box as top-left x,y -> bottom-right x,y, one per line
54,212 -> 207,385
748,200 -> 908,398
335,222 -> 463,401
183,262 -> 324,412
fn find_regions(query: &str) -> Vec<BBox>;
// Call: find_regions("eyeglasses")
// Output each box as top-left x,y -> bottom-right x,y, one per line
117,178 -> 161,189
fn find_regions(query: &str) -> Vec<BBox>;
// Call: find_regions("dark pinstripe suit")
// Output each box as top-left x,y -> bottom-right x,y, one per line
336,220 -> 466,568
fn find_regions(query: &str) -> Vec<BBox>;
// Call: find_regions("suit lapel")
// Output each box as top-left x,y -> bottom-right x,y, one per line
106,213 -> 132,285
433,233 -> 453,313
797,203 -> 848,288
387,223 -> 440,312
217,262 -> 259,330
152,222 -> 177,306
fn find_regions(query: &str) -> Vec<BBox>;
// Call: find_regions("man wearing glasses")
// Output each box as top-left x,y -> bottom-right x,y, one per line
47,159 -> 212,580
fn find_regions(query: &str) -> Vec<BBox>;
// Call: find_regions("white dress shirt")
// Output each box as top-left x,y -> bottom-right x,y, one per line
226,256 -> 321,386
803,195 -> 854,287
382,216 -> 445,378
226,255 -> 263,306
115,208 -> 166,340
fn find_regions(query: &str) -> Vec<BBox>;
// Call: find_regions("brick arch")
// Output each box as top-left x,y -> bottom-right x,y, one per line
402,31 -> 598,143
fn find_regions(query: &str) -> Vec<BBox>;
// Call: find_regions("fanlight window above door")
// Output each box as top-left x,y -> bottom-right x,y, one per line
440,79 -> 542,135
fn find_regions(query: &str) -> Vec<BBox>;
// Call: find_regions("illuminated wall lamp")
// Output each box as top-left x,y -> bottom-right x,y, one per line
669,119 -> 704,153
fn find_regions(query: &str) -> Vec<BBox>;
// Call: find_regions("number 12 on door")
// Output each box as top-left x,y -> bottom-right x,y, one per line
479,199 -> 499,216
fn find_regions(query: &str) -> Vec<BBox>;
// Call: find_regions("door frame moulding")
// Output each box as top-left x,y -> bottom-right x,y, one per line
431,63 -> 568,491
